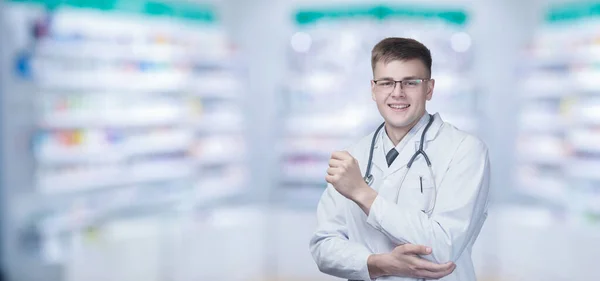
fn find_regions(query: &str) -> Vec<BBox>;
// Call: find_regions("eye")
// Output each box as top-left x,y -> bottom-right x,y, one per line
404,80 -> 421,87
378,81 -> 394,87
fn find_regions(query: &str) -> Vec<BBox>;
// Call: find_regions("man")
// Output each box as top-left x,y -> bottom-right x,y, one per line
309,37 -> 491,281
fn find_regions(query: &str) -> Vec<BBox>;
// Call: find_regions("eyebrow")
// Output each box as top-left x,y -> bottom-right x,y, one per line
375,76 -> 422,80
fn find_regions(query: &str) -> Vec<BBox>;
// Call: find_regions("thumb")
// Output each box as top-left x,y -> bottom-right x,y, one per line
398,244 -> 432,255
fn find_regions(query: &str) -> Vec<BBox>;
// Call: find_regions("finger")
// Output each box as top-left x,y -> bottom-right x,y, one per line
397,244 -> 432,255
328,158 -> 344,168
414,263 -> 456,280
326,167 -> 341,176
325,174 -> 336,184
331,151 -> 351,160
412,258 -> 453,272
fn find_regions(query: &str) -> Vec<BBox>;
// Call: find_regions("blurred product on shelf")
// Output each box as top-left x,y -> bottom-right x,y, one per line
516,1 -> 600,225
1,0 -> 249,275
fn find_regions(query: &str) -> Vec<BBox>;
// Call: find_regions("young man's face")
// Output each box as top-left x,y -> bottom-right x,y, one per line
371,59 -> 434,131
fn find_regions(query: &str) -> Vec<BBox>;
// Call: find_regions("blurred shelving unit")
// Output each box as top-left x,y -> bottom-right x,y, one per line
0,0 -> 249,280
516,1 -> 600,226
277,6 -> 381,207
278,4 -> 477,208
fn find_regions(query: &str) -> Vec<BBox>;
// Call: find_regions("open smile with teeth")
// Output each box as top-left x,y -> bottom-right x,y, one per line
389,104 -> 410,110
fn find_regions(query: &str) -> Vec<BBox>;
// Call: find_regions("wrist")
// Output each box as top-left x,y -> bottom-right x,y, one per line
350,181 -> 371,202
367,254 -> 388,279
351,183 -> 378,214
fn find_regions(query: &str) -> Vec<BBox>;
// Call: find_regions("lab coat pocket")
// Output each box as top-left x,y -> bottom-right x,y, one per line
416,175 -> 435,214
402,173 -> 435,213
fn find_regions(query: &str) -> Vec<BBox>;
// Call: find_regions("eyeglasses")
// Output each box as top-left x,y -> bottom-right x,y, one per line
372,78 -> 432,95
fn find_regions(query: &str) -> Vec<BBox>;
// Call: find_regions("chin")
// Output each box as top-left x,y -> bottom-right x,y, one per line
384,113 -> 419,129
386,120 -> 414,129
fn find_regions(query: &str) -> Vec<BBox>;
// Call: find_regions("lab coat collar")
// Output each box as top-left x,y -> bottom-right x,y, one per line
371,112 -> 443,177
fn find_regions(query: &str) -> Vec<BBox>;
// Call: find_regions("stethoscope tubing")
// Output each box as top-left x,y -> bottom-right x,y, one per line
363,114 -> 435,184
363,114 -> 438,215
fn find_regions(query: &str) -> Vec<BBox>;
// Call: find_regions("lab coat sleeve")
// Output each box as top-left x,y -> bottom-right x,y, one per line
309,184 -> 374,281
365,135 -> 491,264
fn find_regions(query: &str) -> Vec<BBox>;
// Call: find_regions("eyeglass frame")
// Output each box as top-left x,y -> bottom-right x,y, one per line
371,78 -> 434,94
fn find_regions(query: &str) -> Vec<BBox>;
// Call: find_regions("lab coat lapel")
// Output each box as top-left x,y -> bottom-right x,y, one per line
416,112 -> 443,147
370,135 -> 387,178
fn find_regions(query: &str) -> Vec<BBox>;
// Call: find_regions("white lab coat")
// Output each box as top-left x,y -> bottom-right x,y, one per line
309,112 -> 491,281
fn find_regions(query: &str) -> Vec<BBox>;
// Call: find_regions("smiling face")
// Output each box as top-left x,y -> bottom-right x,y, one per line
371,59 -> 434,135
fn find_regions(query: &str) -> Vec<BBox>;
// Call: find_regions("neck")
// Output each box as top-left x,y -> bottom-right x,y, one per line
385,113 -> 425,146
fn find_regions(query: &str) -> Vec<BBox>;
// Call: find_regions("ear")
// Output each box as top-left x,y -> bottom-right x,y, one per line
426,79 -> 435,101
371,80 -> 376,101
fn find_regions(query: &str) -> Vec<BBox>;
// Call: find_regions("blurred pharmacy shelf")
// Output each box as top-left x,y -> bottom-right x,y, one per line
277,4 -> 478,206
0,0 -> 249,279
515,1 -> 600,226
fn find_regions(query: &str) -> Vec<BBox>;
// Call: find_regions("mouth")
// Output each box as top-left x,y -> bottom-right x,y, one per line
388,103 -> 410,111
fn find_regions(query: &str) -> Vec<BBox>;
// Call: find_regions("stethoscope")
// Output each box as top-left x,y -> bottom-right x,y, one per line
363,114 -> 438,214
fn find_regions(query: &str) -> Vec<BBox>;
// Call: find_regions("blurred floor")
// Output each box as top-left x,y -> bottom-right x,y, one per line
44,204 -> 600,281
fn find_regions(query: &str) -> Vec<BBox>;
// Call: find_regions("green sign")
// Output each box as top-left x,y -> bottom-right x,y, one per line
295,4 -> 469,26
546,1 -> 600,23
7,0 -> 217,23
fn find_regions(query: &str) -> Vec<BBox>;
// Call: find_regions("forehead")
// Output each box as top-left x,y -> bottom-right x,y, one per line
373,59 -> 428,79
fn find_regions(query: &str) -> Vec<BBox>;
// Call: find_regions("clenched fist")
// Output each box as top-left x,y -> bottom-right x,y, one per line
326,151 -> 368,201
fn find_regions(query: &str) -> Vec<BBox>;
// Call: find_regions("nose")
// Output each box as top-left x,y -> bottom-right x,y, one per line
390,82 -> 405,98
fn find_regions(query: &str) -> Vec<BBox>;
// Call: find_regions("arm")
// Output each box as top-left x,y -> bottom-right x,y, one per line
309,184 -> 375,281
354,136 -> 491,264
